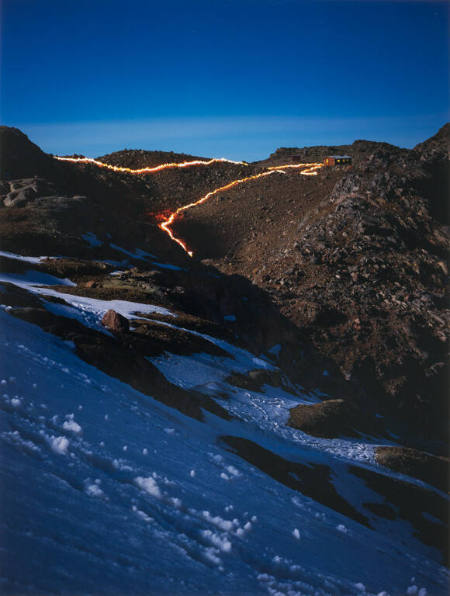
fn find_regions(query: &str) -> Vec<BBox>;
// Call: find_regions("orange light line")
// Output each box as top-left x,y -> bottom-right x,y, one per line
158,170 -> 284,257
158,163 -> 323,257
268,162 -> 324,176
57,151 -> 323,256
298,163 -> 324,176
54,155 -> 247,174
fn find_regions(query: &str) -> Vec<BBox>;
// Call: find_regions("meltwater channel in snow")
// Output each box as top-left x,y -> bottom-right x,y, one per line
0,252 -> 448,595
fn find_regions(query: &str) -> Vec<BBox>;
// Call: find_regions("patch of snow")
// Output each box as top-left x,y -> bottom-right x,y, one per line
82,232 -> 103,247
50,436 -> 70,455
85,483 -> 104,498
202,548 -> 221,566
268,343 -> 281,357
0,250 -> 45,264
28,289 -> 175,335
2,430 -> 40,454
110,243 -> 153,262
223,314 -> 236,322
201,530 -> 232,553
62,419 -> 82,434
135,248 -> 156,259
151,261 -> 184,271
0,270 -> 75,287
201,511 -> 234,532
226,465 -> 240,477
112,459 -> 132,472
135,476 -> 162,499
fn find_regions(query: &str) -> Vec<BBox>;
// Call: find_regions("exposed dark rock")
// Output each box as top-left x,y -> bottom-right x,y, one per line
131,319 -> 227,358
221,435 -> 369,526
101,309 -> 129,333
351,464 -> 449,564
177,123 -> 450,446
0,127 -> 56,180
414,122 -> 450,162
288,398 -> 376,438
0,282 -> 44,308
225,369 -> 286,392
97,148 -> 209,169
10,305 -> 231,422
375,445 -> 449,492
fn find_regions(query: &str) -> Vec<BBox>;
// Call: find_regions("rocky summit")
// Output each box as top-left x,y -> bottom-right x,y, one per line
0,124 -> 449,595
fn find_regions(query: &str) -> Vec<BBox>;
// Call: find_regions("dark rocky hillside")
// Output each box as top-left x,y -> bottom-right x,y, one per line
174,124 -> 450,448
414,122 -> 450,162
0,127 -> 334,394
97,148 -> 210,169
256,139 -> 407,169
0,126 -> 56,179
0,128 -> 250,259
0,124 -> 448,453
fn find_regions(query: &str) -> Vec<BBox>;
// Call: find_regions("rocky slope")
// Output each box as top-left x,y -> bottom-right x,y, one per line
97,148 -> 209,168
0,124 -> 448,478
0,127 -> 334,392
173,125 -> 449,449
0,127 -> 250,259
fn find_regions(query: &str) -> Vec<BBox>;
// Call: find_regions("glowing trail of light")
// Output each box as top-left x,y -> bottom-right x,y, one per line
158,170 -> 287,257
54,155 -> 247,174
298,163 -> 324,176
267,162 -> 318,170
268,162 -> 324,176
57,151 -> 323,256
158,164 -> 323,257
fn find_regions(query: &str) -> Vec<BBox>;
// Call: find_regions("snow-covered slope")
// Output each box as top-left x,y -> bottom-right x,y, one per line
0,254 -> 448,595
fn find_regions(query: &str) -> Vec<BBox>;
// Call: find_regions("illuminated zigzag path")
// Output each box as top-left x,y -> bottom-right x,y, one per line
158,162 -> 324,257
54,154 -> 323,257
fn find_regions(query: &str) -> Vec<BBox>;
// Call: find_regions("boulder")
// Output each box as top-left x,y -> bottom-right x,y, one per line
4,185 -> 37,207
288,398 -> 372,438
226,369 -> 284,392
101,309 -> 129,333
375,446 -> 449,492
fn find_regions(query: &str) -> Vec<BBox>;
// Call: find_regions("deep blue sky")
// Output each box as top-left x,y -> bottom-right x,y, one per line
1,0 -> 448,160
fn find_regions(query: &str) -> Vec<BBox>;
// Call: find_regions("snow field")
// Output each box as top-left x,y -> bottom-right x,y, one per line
0,258 -> 448,595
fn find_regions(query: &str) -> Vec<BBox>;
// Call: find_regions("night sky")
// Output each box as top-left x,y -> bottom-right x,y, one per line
1,0 -> 448,160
